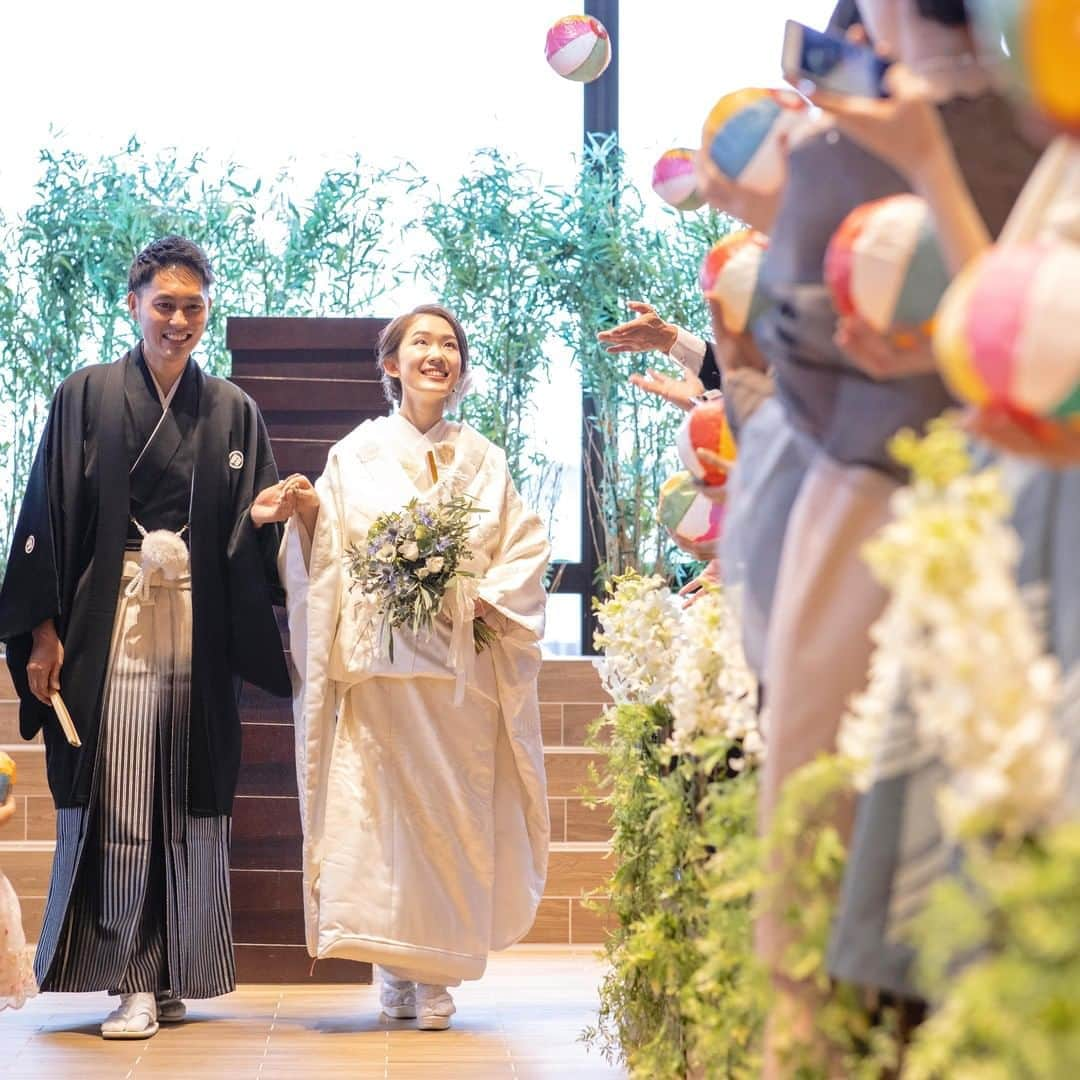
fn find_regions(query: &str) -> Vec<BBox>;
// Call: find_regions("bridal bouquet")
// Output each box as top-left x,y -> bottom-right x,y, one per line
345,493 -> 497,662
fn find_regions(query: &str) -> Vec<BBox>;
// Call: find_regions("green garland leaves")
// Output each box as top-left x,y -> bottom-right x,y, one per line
583,704 -> 765,1078
905,823 -> 1080,1079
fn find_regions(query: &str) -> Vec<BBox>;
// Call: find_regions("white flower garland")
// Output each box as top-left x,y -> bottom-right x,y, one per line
594,571 -> 762,761
668,586 -> 762,762
593,572 -> 682,708
838,426 -> 1068,839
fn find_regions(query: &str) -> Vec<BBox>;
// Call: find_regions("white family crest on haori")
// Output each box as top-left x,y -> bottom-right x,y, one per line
278,412 -> 551,985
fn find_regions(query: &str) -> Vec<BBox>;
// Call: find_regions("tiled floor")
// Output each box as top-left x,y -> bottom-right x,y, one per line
1,946 -> 626,1079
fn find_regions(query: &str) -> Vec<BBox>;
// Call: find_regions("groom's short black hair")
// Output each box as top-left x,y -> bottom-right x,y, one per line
129,235 -> 214,294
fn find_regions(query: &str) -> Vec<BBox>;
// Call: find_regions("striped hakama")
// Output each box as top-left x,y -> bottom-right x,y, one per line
34,553 -> 235,998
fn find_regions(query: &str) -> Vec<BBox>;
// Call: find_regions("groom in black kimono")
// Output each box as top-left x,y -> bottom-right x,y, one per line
0,236 -> 292,1037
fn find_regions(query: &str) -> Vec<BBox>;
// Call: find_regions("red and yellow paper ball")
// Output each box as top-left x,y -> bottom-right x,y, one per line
972,0 -> 1080,131
934,241 -> 1080,420
825,194 -> 950,333
676,398 -> 738,487
699,229 -> 771,334
545,15 -> 612,83
658,471 -> 727,559
701,87 -> 808,195
652,148 -> 704,211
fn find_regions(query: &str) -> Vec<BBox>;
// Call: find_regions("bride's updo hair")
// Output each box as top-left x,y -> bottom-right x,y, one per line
376,304 -> 471,405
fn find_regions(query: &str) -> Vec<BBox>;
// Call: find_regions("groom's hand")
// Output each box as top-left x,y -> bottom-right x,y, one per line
251,480 -> 295,527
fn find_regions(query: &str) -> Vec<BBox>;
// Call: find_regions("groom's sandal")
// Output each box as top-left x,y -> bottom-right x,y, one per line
101,992 -> 159,1040
156,993 -> 187,1023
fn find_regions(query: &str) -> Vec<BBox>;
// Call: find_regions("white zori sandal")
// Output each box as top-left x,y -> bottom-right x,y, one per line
100,992 -> 159,1039
377,967 -> 417,1020
416,983 -> 456,1031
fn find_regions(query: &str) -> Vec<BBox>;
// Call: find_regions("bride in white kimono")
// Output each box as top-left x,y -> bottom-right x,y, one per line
263,304 -> 550,1031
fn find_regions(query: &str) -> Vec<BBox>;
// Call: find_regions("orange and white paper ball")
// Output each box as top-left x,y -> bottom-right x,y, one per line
934,241 -> 1080,420
972,0 -> 1080,132
699,230 -> 771,334
652,148 -> 704,211
676,398 -> 738,487
545,15 -> 611,83
825,194 -> 950,334
658,471 -> 726,559
702,87 -> 808,195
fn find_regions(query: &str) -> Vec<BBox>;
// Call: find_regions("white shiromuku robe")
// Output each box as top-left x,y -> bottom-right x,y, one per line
279,413 -> 550,985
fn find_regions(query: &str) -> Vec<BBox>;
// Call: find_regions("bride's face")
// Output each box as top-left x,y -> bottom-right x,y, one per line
385,314 -> 463,404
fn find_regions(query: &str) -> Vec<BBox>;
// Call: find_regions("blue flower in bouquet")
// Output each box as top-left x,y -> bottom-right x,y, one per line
345,493 -> 497,661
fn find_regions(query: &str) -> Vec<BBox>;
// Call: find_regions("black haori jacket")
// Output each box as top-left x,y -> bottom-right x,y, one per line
0,348 -> 291,814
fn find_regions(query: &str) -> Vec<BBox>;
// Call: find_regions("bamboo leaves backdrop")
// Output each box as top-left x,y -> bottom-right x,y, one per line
0,135 -> 731,583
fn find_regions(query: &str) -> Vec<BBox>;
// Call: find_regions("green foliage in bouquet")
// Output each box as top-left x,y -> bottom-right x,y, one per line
904,822 -> 1080,1079
344,493 -> 494,661
582,706 -> 766,1078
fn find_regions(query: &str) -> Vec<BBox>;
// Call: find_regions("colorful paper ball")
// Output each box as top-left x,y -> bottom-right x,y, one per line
701,87 -> 809,195
545,15 -> 612,83
651,148 -> 704,212
699,230 -> 771,334
934,242 -> 1080,419
824,194 -> 950,334
658,471 -> 726,559
676,399 -> 738,487
972,0 -> 1080,131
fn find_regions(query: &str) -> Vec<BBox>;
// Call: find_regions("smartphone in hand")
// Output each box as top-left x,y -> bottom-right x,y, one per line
782,19 -> 891,98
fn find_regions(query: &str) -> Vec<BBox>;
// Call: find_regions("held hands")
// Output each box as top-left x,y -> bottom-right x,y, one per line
0,792 -> 15,828
252,474 -> 320,531
27,618 -> 63,706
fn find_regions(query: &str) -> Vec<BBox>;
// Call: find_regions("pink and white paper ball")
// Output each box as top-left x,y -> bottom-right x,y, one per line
651,148 -> 704,212
934,242 -> 1080,421
545,15 -> 612,83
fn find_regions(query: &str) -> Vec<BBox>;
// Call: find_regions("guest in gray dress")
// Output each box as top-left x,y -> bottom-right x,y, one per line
747,3 -> 1039,1072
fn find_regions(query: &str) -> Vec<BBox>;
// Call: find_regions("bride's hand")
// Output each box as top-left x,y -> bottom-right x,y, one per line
282,474 -> 320,534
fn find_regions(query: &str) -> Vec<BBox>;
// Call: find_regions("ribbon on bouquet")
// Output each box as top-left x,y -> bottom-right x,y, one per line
445,575 -> 479,706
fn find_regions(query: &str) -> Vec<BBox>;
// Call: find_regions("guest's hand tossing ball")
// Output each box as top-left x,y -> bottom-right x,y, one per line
702,88 -> 808,196
652,149 -> 705,211
825,194 -> 950,335
658,471 -> 727,559
699,230 -> 771,335
545,15 -> 612,83
934,242 -> 1080,423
